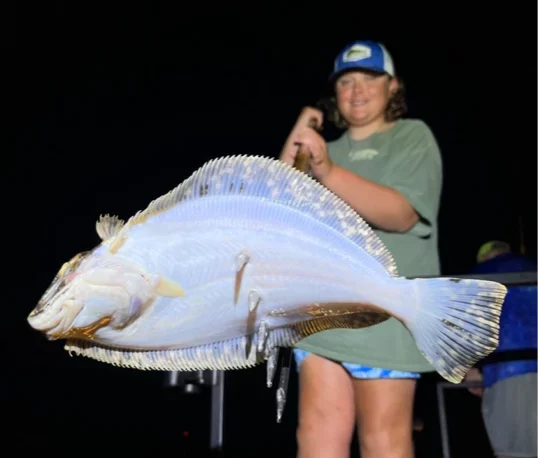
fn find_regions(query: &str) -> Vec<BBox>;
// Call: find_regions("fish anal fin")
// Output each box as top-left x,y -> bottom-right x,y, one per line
64,335 -> 262,371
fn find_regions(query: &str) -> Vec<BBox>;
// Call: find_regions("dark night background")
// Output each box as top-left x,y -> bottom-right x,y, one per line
9,3 -> 537,457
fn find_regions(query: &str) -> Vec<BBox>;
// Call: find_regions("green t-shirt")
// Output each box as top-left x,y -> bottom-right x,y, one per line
294,118 -> 443,372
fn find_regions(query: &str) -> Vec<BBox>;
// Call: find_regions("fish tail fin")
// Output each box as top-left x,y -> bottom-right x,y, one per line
395,277 -> 507,384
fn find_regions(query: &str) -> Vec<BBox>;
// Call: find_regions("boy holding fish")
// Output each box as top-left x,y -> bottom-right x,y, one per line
280,40 -> 443,458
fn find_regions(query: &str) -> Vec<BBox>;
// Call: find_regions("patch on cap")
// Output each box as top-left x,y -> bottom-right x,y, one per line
477,240 -> 511,262
342,44 -> 372,63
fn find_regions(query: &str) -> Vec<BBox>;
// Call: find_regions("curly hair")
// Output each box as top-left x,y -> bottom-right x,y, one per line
316,78 -> 408,130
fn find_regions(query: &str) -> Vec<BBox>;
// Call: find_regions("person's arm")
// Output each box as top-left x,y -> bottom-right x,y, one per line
320,166 -> 418,232
320,122 -> 442,235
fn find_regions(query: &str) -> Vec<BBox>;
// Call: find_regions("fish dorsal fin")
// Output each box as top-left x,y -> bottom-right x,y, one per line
119,155 -> 398,276
96,214 -> 125,241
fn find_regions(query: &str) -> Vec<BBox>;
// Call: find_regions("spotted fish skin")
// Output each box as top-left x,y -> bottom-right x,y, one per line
28,155 -> 507,385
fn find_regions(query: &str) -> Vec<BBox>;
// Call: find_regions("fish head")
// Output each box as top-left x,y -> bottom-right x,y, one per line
28,246 -> 158,341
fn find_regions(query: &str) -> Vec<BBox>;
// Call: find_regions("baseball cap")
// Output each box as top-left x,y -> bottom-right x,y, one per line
329,40 -> 395,81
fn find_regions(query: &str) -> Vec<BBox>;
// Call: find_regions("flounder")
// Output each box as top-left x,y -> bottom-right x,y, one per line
28,155 -> 507,390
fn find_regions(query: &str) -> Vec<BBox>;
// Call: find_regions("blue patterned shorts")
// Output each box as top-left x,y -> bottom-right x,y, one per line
293,349 -> 420,379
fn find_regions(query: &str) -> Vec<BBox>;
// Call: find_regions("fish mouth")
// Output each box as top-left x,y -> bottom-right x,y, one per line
27,292 -> 83,340
28,295 -> 112,341
28,282 -> 71,332
29,279 -> 65,320
29,251 -> 91,336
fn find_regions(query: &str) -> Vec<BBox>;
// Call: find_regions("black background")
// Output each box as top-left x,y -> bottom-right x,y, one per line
10,3 -> 536,457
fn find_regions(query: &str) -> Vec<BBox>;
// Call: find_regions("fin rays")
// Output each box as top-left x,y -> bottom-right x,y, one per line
63,311 -> 389,371
109,155 -> 398,276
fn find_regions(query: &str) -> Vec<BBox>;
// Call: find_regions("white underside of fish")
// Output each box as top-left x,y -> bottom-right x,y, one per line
66,199 -> 399,370
85,198 -> 396,347
65,155 -> 399,371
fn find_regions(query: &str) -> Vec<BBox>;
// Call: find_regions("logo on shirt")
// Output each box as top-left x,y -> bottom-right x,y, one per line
348,148 -> 379,161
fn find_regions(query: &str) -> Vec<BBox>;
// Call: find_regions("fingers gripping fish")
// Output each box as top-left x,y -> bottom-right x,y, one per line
28,155 -> 507,415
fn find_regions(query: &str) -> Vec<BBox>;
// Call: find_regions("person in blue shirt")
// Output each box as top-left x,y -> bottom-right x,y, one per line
464,240 -> 537,458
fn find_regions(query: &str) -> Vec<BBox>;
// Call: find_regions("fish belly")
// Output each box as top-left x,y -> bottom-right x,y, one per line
96,196 -> 393,349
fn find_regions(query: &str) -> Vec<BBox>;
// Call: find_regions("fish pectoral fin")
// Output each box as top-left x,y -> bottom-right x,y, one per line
234,250 -> 250,305
155,275 -> 186,298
